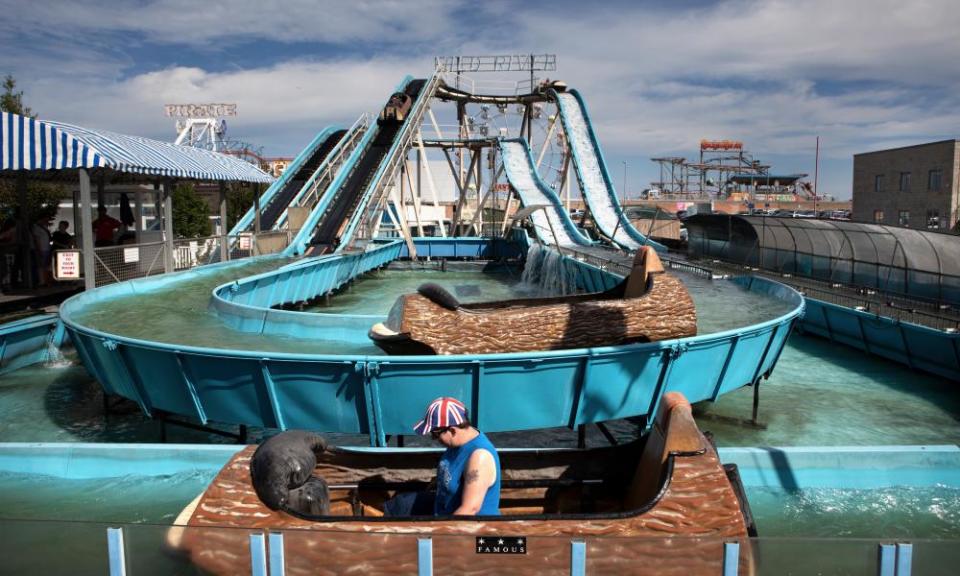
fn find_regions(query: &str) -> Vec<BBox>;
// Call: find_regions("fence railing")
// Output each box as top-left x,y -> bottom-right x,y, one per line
2,519 -> 953,576
89,231 -> 292,288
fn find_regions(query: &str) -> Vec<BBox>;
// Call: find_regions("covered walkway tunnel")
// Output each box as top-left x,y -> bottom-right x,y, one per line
685,214 -> 960,305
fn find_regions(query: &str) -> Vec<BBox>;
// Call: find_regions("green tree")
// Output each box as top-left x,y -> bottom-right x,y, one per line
0,74 -> 63,224
1,74 -> 32,117
171,183 -> 212,237
226,184 -> 255,230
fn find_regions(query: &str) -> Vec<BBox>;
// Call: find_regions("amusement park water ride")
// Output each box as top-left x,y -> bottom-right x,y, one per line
170,392 -> 756,575
58,55 -> 804,448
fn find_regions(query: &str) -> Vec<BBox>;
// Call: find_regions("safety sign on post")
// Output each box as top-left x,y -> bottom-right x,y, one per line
55,250 -> 81,280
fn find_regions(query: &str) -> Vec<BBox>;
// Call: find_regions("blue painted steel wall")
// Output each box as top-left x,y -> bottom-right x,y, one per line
0,314 -> 67,375
397,237 -> 525,261
60,235 -> 803,445
800,298 -> 960,381
211,240 -> 402,341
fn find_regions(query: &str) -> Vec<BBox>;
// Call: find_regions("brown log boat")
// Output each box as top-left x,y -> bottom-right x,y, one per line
368,246 -> 697,355
170,393 -> 755,575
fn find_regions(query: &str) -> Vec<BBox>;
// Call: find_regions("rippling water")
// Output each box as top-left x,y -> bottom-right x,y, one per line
71,259 -> 796,355
748,485 -> 960,538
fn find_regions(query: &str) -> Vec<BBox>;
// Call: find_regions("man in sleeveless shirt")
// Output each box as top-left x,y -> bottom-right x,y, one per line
413,397 -> 501,516
386,397 -> 500,516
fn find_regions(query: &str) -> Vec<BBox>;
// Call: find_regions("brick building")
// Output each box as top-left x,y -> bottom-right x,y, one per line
852,139 -> 959,230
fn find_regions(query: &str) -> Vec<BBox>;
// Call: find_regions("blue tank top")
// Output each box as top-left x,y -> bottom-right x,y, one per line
434,431 -> 501,516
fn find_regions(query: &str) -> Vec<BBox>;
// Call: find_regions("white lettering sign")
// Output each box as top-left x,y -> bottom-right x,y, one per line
123,247 -> 140,263
55,250 -> 81,280
238,234 -> 253,250
164,103 -> 238,118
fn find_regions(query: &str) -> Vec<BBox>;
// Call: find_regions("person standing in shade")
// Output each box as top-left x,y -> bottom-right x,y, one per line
51,220 -> 74,250
30,215 -> 53,287
92,206 -> 121,247
416,397 -> 501,516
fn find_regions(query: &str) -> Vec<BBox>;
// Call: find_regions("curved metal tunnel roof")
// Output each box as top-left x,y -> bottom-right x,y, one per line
685,214 -> 960,278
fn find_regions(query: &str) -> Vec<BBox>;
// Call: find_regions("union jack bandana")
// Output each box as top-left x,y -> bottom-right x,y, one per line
413,397 -> 468,435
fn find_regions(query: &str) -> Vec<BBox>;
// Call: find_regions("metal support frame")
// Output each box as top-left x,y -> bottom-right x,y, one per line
415,132 -> 446,237
107,527 -> 127,576
250,533 -> 267,576
878,542 -> 913,576
219,181 -> 228,261
570,540 -> 586,576
723,541 -> 740,576
79,169 -> 96,290
162,180 -> 175,273
418,537 -> 433,576
269,532 -> 286,576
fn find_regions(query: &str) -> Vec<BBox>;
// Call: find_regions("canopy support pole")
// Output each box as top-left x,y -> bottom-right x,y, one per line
162,180 -> 174,274
219,182 -> 228,262
79,169 -> 96,290
134,187 -> 144,244
15,175 -> 33,289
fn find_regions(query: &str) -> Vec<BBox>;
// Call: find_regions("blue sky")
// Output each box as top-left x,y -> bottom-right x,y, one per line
3,0 -> 958,200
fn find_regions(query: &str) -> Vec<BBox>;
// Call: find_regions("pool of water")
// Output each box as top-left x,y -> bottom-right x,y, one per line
748,485 -> 960,539
67,257 -> 336,355
0,469 -> 215,524
7,259 -> 960,539
0,332 -> 958,537
69,260 -> 797,355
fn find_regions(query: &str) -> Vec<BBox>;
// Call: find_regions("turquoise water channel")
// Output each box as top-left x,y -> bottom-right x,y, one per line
1,263 -> 958,538
70,260 -> 798,354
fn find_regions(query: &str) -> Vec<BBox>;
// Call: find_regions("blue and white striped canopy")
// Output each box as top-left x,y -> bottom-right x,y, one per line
0,112 -> 274,183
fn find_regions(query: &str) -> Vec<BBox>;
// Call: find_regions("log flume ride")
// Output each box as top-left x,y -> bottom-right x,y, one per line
369,246 -> 697,355
168,392 -> 755,575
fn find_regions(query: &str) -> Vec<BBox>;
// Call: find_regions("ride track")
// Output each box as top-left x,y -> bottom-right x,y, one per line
57,76 -> 805,446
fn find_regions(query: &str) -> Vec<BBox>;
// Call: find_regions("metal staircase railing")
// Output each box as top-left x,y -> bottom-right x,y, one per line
343,72 -> 443,254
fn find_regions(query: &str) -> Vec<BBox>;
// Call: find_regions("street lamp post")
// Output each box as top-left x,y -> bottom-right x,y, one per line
621,160 -> 627,206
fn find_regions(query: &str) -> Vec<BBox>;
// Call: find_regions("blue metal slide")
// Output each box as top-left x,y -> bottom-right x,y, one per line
229,125 -> 346,235
286,76 -> 430,256
553,89 -> 665,251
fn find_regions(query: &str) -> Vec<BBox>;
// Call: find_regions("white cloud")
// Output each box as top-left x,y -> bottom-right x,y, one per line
25,58 -> 433,154
1,0 -> 458,46
5,0 -> 958,198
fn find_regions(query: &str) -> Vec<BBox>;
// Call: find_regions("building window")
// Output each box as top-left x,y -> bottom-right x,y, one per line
927,209 -> 941,229
874,174 -> 884,193
898,210 -> 910,227
899,172 -> 911,192
873,209 -> 884,223
929,169 -> 942,191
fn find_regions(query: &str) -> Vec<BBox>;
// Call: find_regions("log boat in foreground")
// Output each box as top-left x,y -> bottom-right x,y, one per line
170,393 -> 755,575
368,246 -> 697,355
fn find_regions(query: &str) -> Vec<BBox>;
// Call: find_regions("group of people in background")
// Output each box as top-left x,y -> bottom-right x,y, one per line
0,210 -> 75,290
